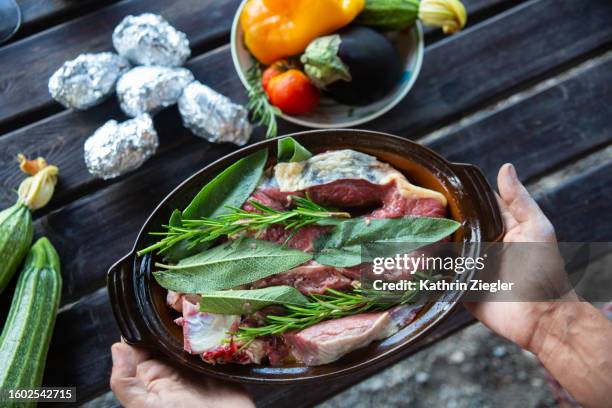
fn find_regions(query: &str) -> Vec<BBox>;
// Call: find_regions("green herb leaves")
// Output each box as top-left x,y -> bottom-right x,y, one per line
277,137 -> 312,162
183,149 -> 268,221
314,217 -> 461,267
138,149 -> 268,258
153,238 -> 312,293
234,288 -> 424,344
199,286 -> 309,314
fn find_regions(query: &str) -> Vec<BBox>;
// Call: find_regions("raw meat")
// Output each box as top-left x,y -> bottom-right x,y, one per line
175,299 -> 239,355
251,260 -> 355,294
166,290 -> 201,312
285,304 -> 420,365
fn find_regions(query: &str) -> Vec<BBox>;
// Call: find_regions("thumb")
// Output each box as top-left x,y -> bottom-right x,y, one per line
110,342 -> 149,405
497,163 -> 543,224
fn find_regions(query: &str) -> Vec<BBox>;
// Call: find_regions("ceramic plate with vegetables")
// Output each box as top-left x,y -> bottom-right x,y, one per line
232,0 -> 467,136
138,137 -> 460,366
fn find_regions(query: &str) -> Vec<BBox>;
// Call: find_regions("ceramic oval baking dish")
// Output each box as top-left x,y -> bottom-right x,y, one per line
107,129 -> 504,384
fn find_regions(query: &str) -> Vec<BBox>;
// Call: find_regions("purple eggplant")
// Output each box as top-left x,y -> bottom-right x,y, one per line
301,26 -> 402,106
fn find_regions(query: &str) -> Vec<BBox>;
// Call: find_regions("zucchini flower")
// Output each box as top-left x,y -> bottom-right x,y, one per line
419,0 -> 467,34
17,154 -> 59,210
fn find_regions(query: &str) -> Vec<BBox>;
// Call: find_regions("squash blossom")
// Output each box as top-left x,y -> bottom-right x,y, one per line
240,0 -> 365,65
419,0 -> 467,34
17,154 -> 59,210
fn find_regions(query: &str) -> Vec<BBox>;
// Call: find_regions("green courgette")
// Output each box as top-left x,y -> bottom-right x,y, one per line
356,0 -> 467,34
0,154 -> 58,293
0,237 -> 62,404
357,0 -> 420,31
0,202 -> 33,293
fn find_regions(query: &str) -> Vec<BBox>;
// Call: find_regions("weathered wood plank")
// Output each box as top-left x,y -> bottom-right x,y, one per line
538,161 -> 612,242
16,0 -> 118,33
0,0 -> 241,128
30,38 -> 612,305
1,0 -> 610,212
427,53 -> 612,184
43,288 -> 118,403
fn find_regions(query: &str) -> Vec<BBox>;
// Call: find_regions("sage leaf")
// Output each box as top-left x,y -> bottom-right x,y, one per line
199,286 -> 309,314
154,238 -> 312,292
314,217 -> 461,267
162,149 -> 268,260
277,137 -> 312,162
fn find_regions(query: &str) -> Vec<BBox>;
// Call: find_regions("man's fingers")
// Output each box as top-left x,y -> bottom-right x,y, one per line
136,359 -> 178,385
497,163 -> 543,224
111,342 -> 150,379
111,342 -> 151,406
110,376 -> 148,406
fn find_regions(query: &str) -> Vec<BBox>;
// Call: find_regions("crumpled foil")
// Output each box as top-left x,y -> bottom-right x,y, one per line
112,13 -> 191,67
178,81 -> 252,146
48,52 -> 130,109
116,66 -> 194,117
84,114 -> 158,179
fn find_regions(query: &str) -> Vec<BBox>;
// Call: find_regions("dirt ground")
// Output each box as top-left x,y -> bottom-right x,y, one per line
317,323 -> 558,408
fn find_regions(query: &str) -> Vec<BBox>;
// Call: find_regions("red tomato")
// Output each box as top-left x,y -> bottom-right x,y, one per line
261,61 -> 286,92
265,69 -> 319,115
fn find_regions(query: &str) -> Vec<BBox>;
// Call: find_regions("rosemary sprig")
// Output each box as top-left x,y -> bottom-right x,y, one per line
234,286 -> 424,345
137,195 -> 350,256
246,62 -> 280,139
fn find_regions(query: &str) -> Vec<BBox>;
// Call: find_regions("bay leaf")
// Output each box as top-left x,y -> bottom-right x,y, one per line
314,217 -> 461,267
277,137 -> 312,162
154,238 -> 312,292
199,286 -> 309,314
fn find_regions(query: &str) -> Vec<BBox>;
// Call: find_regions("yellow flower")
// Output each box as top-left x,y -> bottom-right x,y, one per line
419,0 -> 467,34
17,154 -> 59,210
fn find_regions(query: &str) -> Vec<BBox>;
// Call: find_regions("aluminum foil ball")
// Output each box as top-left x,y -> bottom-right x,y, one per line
113,13 -> 191,67
116,66 -> 194,117
84,114 -> 158,179
178,81 -> 252,146
48,52 -> 130,109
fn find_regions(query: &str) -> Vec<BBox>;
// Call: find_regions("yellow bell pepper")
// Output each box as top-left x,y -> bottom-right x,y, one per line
240,0 -> 365,65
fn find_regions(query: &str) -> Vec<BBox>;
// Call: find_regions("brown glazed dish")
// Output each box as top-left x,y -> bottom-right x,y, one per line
107,129 -> 504,383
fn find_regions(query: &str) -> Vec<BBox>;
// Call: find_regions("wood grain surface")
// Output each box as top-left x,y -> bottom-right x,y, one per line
0,0 -> 610,405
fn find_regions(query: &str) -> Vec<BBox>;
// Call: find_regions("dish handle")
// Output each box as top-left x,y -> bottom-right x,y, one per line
453,164 -> 505,242
107,253 -> 154,347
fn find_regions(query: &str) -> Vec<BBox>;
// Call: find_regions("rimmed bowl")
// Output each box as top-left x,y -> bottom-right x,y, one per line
230,0 -> 424,129
107,129 -> 504,384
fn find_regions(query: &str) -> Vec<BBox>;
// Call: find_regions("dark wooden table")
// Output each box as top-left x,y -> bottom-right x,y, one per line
1,0 -> 611,406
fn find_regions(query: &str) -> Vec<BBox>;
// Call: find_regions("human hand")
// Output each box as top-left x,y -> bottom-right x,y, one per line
110,340 -> 254,408
464,163 -> 572,350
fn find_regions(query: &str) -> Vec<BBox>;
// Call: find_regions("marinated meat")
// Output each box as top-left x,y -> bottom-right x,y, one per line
273,150 -> 447,207
175,299 -> 240,355
307,179 -> 387,208
167,148 -> 447,367
251,260 -> 355,294
371,188 -> 446,218
285,304 -> 421,366
167,290 -> 201,312
254,224 -> 330,252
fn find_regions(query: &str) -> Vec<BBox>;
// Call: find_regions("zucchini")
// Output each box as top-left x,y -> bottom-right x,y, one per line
0,202 -> 33,293
0,237 -> 62,404
356,0 -> 420,31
